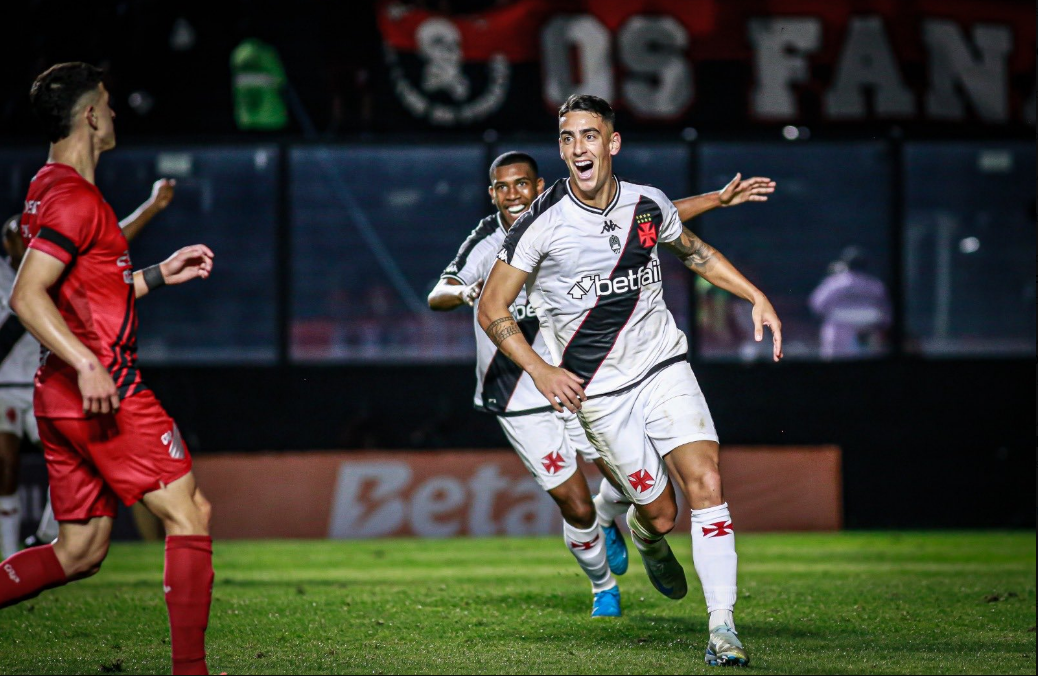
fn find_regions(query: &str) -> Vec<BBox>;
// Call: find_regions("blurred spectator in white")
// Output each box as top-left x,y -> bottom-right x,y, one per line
809,246 -> 892,360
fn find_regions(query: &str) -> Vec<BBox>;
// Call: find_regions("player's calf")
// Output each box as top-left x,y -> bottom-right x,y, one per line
143,473 -> 214,676
53,516 -> 113,579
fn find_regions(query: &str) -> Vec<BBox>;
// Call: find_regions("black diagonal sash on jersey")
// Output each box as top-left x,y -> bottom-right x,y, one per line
0,315 -> 28,366
560,195 -> 663,385
480,317 -> 541,413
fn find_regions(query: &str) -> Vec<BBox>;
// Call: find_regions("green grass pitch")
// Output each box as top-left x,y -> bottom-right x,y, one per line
0,532 -> 1034,674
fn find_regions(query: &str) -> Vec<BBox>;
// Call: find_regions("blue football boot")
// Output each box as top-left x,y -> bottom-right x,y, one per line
591,585 -> 621,618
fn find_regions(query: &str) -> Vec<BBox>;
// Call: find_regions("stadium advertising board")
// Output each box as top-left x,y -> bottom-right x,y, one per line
375,0 -> 1035,129
190,447 -> 842,539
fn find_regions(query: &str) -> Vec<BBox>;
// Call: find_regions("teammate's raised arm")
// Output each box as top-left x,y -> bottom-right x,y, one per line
119,178 -> 176,242
673,173 -> 776,223
478,260 -> 585,412
662,226 -> 783,362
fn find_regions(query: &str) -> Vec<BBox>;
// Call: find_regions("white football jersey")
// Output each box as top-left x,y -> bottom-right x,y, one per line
0,259 -> 39,387
441,212 -> 555,415
499,177 -> 688,398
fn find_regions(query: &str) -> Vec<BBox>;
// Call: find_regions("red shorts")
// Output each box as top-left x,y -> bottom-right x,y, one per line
38,389 -> 193,521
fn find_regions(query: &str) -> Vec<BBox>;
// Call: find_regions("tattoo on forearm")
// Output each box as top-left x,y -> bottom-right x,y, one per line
678,228 -> 715,271
486,316 -> 520,347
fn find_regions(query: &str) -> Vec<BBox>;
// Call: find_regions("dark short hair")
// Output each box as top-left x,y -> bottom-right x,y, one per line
558,94 -> 616,128
488,151 -> 538,184
30,62 -> 105,143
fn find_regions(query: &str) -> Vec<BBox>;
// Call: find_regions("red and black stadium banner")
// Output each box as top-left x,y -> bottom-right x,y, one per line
375,0 -> 1035,129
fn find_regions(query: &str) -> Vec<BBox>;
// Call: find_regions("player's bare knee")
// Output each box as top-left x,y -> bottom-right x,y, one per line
689,468 -> 723,502
561,497 -> 596,529
644,502 -> 678,535
57,538 -> 109,577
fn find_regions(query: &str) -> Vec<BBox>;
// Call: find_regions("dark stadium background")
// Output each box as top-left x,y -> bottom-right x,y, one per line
1,0 -> 1032,531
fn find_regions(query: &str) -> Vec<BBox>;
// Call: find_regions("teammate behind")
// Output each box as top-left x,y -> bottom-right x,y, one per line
478,95 -> 783,666
0,62 -> 215,676
5,179 -> 176,555
429,152 -> 774,618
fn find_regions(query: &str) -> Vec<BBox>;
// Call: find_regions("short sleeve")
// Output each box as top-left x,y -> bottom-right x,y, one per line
30,182 -> 98,266
499,211 -> 550,274
441,221 -> 497,286
658,194 -> 683,244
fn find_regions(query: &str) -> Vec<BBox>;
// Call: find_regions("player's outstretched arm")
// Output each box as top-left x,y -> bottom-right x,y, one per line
662,226 -> 783,362
673,173 -> 775,222
477,260 -> 585,412
428,277 -> 484,311
132,244 -> 214,300
10,249 -> 120,414
120,178 -> 176,242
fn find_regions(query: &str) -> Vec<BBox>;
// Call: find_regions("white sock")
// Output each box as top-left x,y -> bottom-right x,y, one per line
625,504 -> 670,559
691,502 -> 738,629
563,521 -> 615,593
593,477 -> 630,528
0,492 -> 21,559
35,495 -> 58,543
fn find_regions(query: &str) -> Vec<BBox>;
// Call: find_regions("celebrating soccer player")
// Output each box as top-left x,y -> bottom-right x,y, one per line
478,95 -> 783,666
430,151 -> 774,618
0,62 -> 216,676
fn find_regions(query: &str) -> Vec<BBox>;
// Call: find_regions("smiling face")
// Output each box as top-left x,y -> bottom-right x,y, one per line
558,110 -> 620,202
488,161 -> 544,229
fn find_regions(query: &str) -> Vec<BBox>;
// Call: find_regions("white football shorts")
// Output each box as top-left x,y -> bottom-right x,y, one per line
497,408 -> 600,491
576,361 -> 718,505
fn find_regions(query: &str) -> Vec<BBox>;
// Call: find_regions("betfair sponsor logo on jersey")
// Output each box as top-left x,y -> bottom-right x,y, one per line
511,302 -> 536,321
567,258 -> 662,300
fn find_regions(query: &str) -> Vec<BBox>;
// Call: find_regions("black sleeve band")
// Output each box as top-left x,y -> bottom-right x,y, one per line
36,227 -> 78,261
142,264 -> 166,291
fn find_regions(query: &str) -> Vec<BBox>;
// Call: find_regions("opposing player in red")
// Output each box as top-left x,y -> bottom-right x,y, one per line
0,62 -> 216,676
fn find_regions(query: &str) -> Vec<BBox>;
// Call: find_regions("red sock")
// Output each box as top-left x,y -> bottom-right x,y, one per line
164,535 -> 214,676
0,544 -> 67,609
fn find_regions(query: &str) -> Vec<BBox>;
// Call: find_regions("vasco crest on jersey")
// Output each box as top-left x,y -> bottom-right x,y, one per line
635,212 -> 659,248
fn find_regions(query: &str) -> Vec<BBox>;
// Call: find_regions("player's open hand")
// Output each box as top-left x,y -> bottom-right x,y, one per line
460,278 -> 484,306
149,178 -> 176,211
531,363 -> 586,413
719,173 -> 776,207
77,359 -> 120,415
159,244 -> 214,285
752,297 -> 783,362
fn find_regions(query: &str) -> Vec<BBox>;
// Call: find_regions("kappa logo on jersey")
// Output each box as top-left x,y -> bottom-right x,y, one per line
601,219 -> 620,233
567,259 -> 662,300
496,248 -> 508,262
636,213 -> 658,248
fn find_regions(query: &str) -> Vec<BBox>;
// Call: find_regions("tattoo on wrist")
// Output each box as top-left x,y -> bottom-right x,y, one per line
486,316 -> 520,347
142,264 -> 166,292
